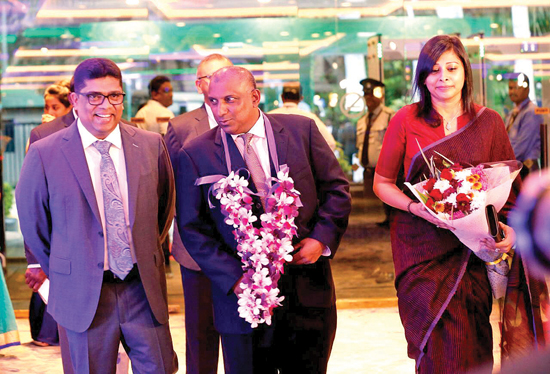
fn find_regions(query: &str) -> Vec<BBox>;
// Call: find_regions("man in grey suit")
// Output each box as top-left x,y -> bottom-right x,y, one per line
16,58 -> 177,373
165,53 -> 232,374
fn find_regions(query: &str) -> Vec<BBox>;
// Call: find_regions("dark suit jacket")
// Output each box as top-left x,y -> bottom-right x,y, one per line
175,113 -> 351,334
25,113 -> 137,264
16,121 -> 175,333
165,105 -> 210,271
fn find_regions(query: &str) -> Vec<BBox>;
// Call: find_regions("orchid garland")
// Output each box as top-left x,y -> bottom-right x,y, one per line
213,166 -> 301,327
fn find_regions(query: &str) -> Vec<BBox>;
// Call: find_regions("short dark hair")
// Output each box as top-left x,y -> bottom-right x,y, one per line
73,58 -> 123,93
413,35 -> 475,127
148,75 -> 171,96
281,86 -> 301,102
508,72 -> 530,88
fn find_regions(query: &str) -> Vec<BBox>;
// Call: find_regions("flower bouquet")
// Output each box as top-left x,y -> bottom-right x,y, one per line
213,165 -> 301,327
404,148 -> 522,298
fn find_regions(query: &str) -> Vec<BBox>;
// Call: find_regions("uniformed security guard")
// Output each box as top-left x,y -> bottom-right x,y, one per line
356,78 -> 394,227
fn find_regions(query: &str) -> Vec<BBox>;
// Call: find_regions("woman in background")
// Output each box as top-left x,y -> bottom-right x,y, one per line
373,35 -> 548,372
0,265 -> 20,351
42,80 -> 72,123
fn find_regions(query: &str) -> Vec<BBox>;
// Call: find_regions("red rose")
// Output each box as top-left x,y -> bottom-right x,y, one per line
440,168 -> 454,181
429,189 -> 443,201
425,197 -> 435,210
456,193 -> 470,203
424,178 -> 436,192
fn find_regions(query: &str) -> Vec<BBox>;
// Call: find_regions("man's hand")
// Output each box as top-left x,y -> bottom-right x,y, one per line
25,268 -> 47,292
291,238 -> 324,265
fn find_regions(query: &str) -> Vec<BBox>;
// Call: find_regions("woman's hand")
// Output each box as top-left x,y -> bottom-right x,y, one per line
409,202 -> 455,230
480,222 -> 516,254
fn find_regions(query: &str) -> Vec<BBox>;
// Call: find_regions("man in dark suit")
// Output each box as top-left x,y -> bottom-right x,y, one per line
16,58 -> 177,373
175,66 -> 351,373
165,53 -> 232,374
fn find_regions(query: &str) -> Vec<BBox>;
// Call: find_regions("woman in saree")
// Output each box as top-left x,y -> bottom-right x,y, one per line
373,34 -> 548,373
1,267 -> 20,350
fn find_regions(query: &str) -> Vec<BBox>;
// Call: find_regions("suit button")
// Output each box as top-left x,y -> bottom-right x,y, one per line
99,231 -> 104,237
98,262 -> 104,269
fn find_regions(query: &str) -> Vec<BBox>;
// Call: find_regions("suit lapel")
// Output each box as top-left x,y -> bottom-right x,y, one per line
60,121 -> 102,225
268,115 -> 288,172
120,124 -> 140,227
195,105 -> 211,137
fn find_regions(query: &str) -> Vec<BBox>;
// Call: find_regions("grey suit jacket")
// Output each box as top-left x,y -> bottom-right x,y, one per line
16,121 -> 175,333
165,105 -> 211,270
25,114 -> 137,265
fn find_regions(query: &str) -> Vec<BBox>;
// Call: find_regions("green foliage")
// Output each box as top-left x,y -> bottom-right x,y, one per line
335,144 -> 352,179
3,183 -> 14,218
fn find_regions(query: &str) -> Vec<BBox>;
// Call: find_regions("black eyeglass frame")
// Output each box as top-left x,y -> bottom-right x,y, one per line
76,91 -> 126,106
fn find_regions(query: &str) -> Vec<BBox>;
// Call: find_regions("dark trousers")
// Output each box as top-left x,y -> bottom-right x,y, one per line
29,292 -> 59,345
63,277 -> 177,374
181,266 -> 219,374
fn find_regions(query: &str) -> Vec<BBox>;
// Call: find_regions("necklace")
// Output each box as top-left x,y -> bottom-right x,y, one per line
443,110 -> 462,131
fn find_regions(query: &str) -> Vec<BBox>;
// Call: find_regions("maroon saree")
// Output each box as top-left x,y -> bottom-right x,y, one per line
391,106 -> 548,372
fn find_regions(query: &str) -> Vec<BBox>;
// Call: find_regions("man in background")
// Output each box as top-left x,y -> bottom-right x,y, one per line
165,53 -> 233,374
135,75 -> 175,135
268,85 -> 336,151
356,78 -> 394,227
505,73 -> 544,179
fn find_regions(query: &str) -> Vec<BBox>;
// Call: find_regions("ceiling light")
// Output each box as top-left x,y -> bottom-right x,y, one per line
490,23 -> 499,29
213,33 -> 221,38
41,47 -> 48,54
311,33 -> 320,38
176,22 -> 186,27
341,2 -> 352,6
126,0 -> 139,5
389,41 -> 397,50
280,31 -> 290,36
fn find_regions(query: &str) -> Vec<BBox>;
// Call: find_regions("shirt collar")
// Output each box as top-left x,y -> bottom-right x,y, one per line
282,102 -> 298,109
516,97 -> 531,110
369,105 -> 382,116
77,119 -> 123,150
148,99 -> 166,109
230,110 -> 265,142
204,103 -> 216,121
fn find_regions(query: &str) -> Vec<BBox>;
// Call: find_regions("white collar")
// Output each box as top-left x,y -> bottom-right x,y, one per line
230,110 -> 265,142
77,119 -> 123,150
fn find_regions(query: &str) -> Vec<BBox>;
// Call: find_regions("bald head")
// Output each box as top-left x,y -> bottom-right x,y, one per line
211,66 -> 257,91
207,66 -> 261,135
195,54 -> 233,98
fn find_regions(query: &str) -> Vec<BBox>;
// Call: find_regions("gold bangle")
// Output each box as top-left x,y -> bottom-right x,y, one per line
486,253 -> 509,266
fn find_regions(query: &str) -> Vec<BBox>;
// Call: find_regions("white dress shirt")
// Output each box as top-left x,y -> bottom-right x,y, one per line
204,103 -> 219,130
230,110 -> 330,256
77,120 -> 136,270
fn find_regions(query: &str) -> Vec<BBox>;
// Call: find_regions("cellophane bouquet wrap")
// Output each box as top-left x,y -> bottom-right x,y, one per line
405,159 -> 522,298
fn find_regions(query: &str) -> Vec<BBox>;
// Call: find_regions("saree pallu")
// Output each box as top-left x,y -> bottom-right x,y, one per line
392,107 -> 548,372
0,268 -> 20,350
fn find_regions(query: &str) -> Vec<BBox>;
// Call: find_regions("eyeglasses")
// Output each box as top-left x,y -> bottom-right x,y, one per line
76,92 -> 125,106
197,75 -> 211,81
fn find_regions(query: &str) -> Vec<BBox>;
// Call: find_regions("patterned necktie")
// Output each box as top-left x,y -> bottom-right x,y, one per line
360,112 -> 375,166
240,133 -> 268,204
93,141 -> 133,280
506,108 -> 519,134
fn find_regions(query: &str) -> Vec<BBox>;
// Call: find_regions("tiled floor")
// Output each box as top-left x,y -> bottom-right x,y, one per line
0,307 -> 415,374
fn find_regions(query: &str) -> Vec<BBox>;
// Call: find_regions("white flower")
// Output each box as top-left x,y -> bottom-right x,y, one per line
433,179 -> 451,192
